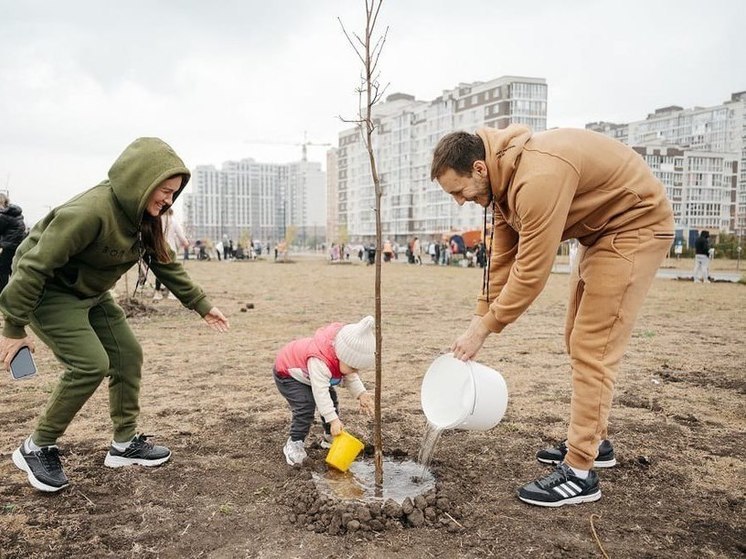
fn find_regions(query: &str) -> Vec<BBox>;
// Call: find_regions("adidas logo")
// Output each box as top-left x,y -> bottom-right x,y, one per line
552,480 -> 584,499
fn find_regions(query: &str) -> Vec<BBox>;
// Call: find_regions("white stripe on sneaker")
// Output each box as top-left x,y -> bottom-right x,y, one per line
553,481 -> 581,498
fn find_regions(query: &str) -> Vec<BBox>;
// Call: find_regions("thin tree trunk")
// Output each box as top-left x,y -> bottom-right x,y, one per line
339,0 -> 388,488
363,5 -> 384,490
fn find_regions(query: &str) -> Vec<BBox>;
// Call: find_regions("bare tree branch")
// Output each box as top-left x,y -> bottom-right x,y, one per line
353,32 -> 367,50
369,0 -> 384,31
372,28 -> 389,59
338,115 -> 365,125
337,18 -> 366,67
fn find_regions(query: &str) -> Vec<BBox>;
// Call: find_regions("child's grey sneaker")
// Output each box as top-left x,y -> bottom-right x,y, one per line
320,434 -> 334,449
518,463 -> 602,507
12,443 -> 69,492
536,439 -> 616,468
104,434 -> 171,468
283,438 -> 307,466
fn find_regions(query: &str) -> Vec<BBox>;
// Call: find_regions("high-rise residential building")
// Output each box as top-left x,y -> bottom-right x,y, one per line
634,146 -> 739,245
585,121 -> 628,143
333,76 -> 548,244
326,148 -> 339,245
588,91 -> 746,241
182,157 -> 325,247
286,159 -> 326,246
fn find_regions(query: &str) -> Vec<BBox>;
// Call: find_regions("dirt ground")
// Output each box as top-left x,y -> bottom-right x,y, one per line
1,255 -> 744,558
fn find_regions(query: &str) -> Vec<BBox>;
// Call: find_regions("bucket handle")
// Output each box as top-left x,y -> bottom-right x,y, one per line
466,361 -> 478,416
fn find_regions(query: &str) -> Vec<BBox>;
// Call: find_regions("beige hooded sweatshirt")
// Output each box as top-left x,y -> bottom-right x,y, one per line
475,125 -> 673,334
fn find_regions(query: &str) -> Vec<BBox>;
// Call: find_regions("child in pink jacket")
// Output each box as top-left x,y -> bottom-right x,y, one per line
273,316 -> 375,466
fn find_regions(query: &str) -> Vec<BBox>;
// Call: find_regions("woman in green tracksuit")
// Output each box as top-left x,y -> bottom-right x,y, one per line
0,137 -> 229,493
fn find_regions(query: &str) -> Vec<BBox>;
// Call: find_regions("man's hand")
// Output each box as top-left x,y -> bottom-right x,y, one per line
0,336 -> 35,371
330,418 -> 344,436
451,316 -> 491,361
358,392 -> 374,417
203,307 -> 230,333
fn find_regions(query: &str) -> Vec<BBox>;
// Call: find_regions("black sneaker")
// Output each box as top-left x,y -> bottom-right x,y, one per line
536,439 -> 616,468
518,463 -> 601,507
104,434 -> 171,468
12,443 -> 69,492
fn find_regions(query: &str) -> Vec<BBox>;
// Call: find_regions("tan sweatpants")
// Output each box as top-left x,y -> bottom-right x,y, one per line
564,224 -> 674,470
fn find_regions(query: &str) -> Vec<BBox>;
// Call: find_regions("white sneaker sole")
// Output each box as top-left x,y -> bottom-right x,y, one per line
12,448 -> 68,492
519,489 -> 602,508
537,457 -> 617,468
104,452 -> 171,468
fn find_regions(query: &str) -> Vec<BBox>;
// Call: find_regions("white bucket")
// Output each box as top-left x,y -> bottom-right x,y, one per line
421,353 -> 508,431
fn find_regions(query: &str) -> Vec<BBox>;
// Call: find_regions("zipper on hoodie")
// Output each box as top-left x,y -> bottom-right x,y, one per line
134,229 -> 151,297
481,200 -> 497,301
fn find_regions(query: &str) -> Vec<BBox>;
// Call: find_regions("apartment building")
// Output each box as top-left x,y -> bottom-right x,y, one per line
634,146 -> 739,245
326,148 -> 339,245
182,157 -> 325,247
333,76 -> 548,245
585,121 -> 628,143
286,159 -> 326,246
589,91 -> 746,241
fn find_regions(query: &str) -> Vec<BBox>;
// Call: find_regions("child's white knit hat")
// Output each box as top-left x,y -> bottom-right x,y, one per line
334,315 -> 376,370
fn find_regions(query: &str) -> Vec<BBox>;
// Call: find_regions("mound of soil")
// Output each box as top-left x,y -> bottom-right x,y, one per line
278,473 -> 463,536
117,296 -> 161,318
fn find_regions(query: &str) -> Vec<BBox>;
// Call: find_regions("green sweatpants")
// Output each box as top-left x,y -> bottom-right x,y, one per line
28,288 -> 143,446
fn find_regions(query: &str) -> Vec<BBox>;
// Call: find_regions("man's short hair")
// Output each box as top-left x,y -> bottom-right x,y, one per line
430,131 -> 485,181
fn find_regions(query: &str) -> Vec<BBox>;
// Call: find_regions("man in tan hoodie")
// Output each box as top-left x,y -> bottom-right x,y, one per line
431,125 -> 674,507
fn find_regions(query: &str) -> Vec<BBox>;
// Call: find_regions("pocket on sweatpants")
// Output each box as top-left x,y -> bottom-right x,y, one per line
609,230 -> 639,262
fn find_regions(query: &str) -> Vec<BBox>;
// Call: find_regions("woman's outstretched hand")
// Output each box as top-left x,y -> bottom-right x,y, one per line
203,307 -> 230,333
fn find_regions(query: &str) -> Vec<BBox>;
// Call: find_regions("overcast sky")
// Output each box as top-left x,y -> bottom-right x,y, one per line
1,0 -> 743,225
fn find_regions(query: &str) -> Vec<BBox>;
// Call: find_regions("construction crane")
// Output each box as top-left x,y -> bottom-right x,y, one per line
244,131 -> 332,162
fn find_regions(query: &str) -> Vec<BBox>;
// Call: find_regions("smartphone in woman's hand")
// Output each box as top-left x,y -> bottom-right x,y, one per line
10,347 -> 37,380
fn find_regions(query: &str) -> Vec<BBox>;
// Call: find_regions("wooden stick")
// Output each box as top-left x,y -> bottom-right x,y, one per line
444,511 -> 464,529
77,489 -> 95,506
590,514 -> 610,559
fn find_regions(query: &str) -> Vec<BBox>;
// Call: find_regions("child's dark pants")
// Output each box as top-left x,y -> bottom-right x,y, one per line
274,369 -> 339,442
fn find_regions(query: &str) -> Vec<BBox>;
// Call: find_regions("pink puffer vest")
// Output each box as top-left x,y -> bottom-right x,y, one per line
274,323 -> 344,384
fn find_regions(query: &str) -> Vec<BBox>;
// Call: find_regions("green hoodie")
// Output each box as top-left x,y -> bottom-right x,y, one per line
0,137 -> 213,338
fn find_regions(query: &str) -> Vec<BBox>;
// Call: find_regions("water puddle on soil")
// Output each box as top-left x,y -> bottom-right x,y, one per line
313,458 -> 435,504
313,424 -> 447,503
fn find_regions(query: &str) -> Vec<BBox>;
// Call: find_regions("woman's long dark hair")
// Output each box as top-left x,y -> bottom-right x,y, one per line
141,212 -> 171,264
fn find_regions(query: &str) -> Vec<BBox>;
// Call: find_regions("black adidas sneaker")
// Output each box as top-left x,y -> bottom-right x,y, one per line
536,439 -> 616,468
104,434 -> 171,468
12,443 -> 69,492
518,463 -> 601,507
